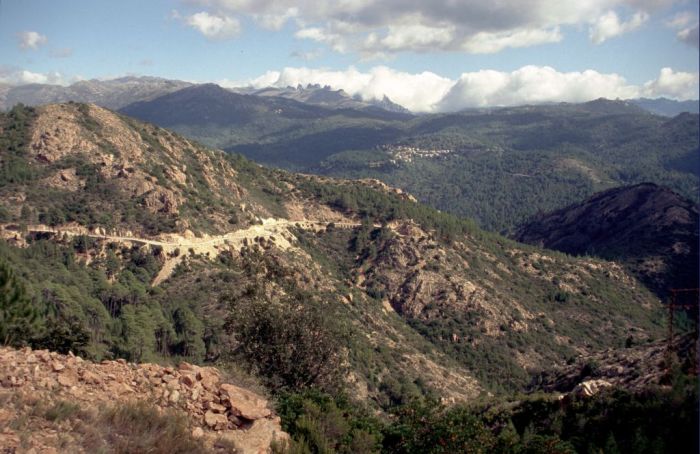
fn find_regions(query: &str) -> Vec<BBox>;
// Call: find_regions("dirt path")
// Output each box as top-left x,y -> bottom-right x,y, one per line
2,219 -> 361,286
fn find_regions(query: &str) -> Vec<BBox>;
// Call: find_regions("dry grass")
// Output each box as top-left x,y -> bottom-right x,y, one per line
79,401 -> 210,454
0,391 -> 217,454
43,400 -> 82,422
212,436 -> 240,453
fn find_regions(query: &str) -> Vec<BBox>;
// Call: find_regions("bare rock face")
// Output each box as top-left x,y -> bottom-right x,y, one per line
529,334 -> 696,395
572,379 -> 613,397
0,347 -> 288,454
219,383 -> 272,420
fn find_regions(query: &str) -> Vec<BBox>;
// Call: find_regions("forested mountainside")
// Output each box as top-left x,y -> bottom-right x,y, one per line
514,183 -> 699,297
1,102 -> 664,391
120,88 -> 700,232
1,102 -> 694,453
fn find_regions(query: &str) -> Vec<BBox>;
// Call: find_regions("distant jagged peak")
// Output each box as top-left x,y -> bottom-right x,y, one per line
372,94 -> 412,114
211,82 -> 413,115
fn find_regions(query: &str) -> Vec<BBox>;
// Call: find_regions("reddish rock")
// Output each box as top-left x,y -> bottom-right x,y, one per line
80,370 -> 101,385
206,401 -> 226,413
200,374 -> 220,391
204,411 -> 228,430
57,372 -> 78,387
178,362 -> 194,371
180,374 -> 196,387
162,374 -> 176,383
219,383 -> 271,420
0,345 -> 287,453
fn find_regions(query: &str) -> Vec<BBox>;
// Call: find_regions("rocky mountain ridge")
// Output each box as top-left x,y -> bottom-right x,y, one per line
235,84 -> 412,114
0,76 -> 192,111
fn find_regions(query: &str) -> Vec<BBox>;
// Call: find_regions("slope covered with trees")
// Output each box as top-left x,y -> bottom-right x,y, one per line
119,88 -> 700,232
1,102 -> 693,452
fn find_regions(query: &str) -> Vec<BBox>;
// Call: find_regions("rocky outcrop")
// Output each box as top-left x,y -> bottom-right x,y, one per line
530,334 -> 697,394
0,347 -> 287,453
572,379 -> 613,397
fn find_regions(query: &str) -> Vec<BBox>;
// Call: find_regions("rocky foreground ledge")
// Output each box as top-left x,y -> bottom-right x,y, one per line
0,347 -> 288,453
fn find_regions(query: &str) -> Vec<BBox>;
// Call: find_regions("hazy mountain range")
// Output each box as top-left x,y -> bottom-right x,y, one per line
0,76 -> 192,110
631,97 -> 699,117
232,83 -> 412,114
1,76 -> 698,117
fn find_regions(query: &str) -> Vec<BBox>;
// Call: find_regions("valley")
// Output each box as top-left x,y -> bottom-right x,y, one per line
0,100 -> 696,453
3,0 -> 699,450
117,85 -> 699,232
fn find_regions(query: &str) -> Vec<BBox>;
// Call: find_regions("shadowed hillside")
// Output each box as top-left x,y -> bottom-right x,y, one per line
514,183 -> 699,296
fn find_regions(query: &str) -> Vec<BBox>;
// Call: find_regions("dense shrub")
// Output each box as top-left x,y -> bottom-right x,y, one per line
224,282 -> 347,392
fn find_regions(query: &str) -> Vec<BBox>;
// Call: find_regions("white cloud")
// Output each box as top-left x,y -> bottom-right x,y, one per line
589,10 -> 649,44
188,0 -> 674,55
363,20 -> 456,53
665,11 -> 699,48
255,7 -> 299,30
438,66 -> 642,110
665,11 -> 695,29
0,69 -> 70,86
461,27 -> 562,53
225,65 -> 698,112
232,66 -> 453,112
294,27 -> 348,53
177,11 -> 241,39
677,24 -> 699,48
17,31 -> 47,50
642,67 -> 699,99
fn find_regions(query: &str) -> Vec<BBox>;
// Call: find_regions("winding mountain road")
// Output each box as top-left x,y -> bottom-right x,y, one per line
2,219 -> 363,285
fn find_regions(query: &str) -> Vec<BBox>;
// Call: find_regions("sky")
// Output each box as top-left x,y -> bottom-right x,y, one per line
1,0 -> 698,112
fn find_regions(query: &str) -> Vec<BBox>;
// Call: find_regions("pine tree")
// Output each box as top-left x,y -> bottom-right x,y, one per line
0,258 -> 40,346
